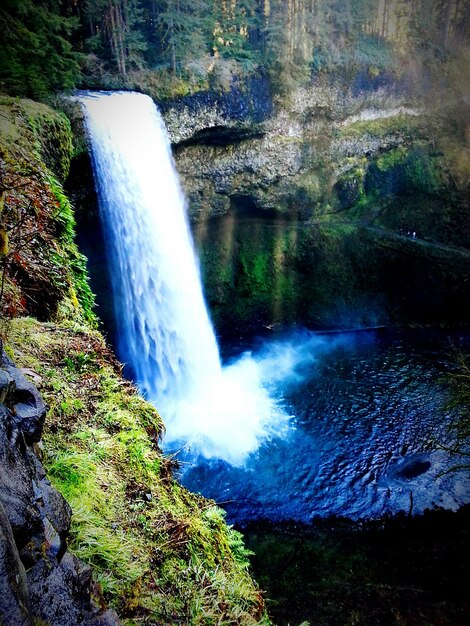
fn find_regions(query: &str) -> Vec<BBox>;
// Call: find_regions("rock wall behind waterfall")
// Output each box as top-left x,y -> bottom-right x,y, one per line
168,77 -> 468,241
66,73 -> 470,336
159,75 -> 470,335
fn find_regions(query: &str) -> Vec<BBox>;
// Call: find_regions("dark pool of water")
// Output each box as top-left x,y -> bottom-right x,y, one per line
243,505 -> 470,626
177,328 -> 470,524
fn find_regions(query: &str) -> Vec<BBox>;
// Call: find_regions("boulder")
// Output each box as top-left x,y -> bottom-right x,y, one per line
4,364 -> 47,444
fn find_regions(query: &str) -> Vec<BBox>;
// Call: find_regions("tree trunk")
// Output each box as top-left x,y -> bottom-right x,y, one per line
456,0 -> 470,47
312,0 -> 319,45
451,0 -> 461,45
442,0 -> 454,47
288,0 -> 294,58
381,0 -> 391,38
169,15 -> 177,75
116,2 -> 127,76
108,1 -> 127,77
108,1 -> 119,73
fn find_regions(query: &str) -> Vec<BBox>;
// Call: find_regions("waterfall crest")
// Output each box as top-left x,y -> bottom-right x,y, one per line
80,91 -> 287,464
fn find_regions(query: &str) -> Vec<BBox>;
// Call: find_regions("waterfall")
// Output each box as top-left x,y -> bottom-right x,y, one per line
80,91 -> 287,464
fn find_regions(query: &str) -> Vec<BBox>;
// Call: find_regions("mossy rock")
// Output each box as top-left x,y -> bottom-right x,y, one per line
333,166 -> 365,210
365,146 -> 444,198
0,96 -> 73,181
196,216 -> 470,336
0,96 -> 95,323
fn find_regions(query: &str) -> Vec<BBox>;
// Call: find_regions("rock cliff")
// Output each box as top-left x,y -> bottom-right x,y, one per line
0,349 -> 120,626
164,76 -> 431,222
152,74 -> 470,335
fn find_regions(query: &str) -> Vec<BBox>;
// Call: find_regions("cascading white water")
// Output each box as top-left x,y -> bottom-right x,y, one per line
80,91 -> 288,464
80,91 -> 220,400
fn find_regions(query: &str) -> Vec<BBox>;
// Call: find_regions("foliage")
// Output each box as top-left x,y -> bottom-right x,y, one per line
6,316 -> 269,624
311,36 -> 395,76
440,349 -> 470,472
155,0 -> 211,75
1,0 -> 469,99
338,114 -> 427,141
0,97 -> 96,324
0,0 -> 80,100
47,174 -> 97,324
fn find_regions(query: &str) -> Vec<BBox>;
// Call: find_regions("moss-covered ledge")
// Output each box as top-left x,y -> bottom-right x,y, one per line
5,317 -> 269,624
0,96 -> 95,323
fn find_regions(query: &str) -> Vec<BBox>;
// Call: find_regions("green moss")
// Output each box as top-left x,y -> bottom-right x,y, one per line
48,447 -> 148,591
375,147 -> 444,198
198,213 -> 470,333
333,164 -> 366,211
334,145 -> 449,237
198,219 -> 305,331
47,174 -> 97,325
375,145 -> 408,171
0,96 -> 97,324
0,97 -> 73,181
339,114 -> 427,142
405,152 -> 443,193
239,250 -> 271,296
373,145 -> 443,193
199,244 -> 235,295
7,317 -> 269,625
292,170 -> 324,217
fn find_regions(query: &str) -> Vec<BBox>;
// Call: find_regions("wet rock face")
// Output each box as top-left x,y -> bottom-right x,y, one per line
160,73 -> 273,145
195,217 -> 470,337
169,80 -> 426,223
0,349 -> 120,626
2,355 -> 47,445
0,499 -> 30,626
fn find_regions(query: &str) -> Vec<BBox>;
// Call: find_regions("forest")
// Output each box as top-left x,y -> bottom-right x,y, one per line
1,0 -> 470,99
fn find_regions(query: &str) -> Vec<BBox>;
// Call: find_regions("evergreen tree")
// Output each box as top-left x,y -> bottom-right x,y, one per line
155,0 -> 211,74
0,0 -> 80,99
351,0 -> 380,37
263,0 -> 314,92
1,0 -> 468,99
212,0 -> 259,61
83,0 -> 147,77
409,0 -> 437,46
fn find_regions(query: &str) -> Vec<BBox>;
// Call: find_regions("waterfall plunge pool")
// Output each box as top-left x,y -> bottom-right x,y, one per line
174,326 -> 470,525
175,326 -> 470,625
